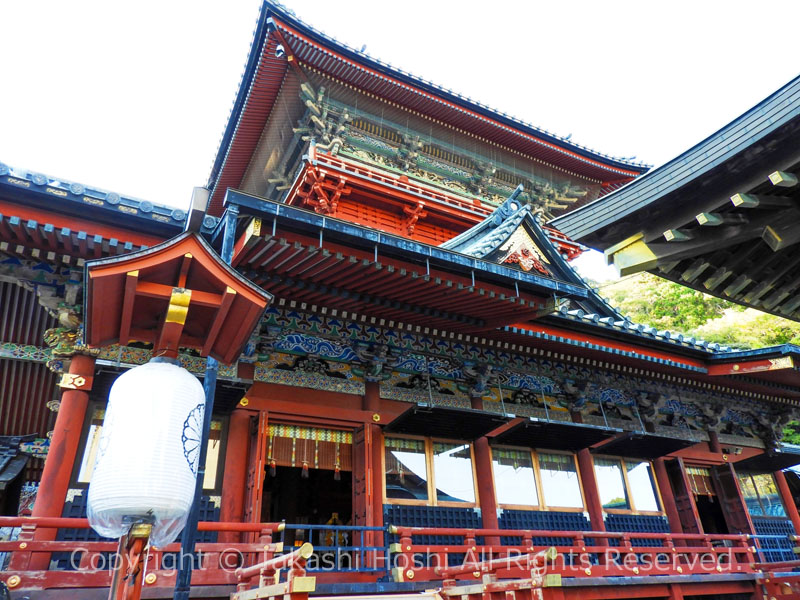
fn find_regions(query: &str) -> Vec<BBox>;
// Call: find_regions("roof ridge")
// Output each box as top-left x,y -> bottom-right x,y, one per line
261,1 -> 650,172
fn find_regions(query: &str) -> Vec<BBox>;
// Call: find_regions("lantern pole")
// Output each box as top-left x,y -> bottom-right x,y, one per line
173,204 -> 239,600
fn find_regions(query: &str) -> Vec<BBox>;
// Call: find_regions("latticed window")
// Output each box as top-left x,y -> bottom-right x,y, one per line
737,472 -> 786,517
594,457 -> 661,513
491,447 -> 583,509
384,436 -> 476,506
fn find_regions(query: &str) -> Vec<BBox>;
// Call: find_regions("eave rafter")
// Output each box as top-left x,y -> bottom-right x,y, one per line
85,232 -> 271,364
606,166 -> 800,319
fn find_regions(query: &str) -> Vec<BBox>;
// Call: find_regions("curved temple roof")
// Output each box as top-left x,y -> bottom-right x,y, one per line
549,74 -> 800,322
206,1 -> 648,215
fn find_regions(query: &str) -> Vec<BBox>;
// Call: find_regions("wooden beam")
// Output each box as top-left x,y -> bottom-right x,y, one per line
613,208 -> 800,276
663,228 -> 693,242
769,170 -> 799,188
702,246 -> 760,291
136,280 -> 224,307
679,257 -> 713,283
695,212 -> 746,226
743,252 -> 800,304
201,286 -> 237,356
730,193 -> 794,209
708,356 -> 794,376
118,270 -> 139,346
763,223 -> 800,252
154,288 -> 192,358
177,252 -> 193,288
723,249 -> 788,297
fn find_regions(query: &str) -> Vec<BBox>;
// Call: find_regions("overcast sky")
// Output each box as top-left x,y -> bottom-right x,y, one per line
1,1 -> 798,267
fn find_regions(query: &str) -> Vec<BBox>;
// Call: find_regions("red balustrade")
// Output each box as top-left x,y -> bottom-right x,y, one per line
387,525 -> 758,582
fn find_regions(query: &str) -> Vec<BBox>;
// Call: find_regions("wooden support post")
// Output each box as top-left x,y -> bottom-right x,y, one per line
774,470 -> 800,534
667,583 -> 684,600
369,423 -> 384,532
708,431 -> 722,454
653,458 -> 683,534
219,406 -> 254,544
364,381 -> 385,554
474,436 -> 500,544
26,353 -> 95,571
576,449 -> 605,533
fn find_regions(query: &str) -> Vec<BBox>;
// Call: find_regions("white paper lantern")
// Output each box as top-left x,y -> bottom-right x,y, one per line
87,359 -> 205,547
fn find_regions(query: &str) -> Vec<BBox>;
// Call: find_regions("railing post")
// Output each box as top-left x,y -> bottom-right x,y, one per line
775,470 -> 800,534
8,523 -> 36,571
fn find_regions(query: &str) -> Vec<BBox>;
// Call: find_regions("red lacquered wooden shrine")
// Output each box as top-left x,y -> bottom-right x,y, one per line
2,3 -> 800,600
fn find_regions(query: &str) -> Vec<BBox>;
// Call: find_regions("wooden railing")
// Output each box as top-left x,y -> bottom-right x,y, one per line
1,517 -> 794,594
387,526 -> 760,582
0,516 -> 283,593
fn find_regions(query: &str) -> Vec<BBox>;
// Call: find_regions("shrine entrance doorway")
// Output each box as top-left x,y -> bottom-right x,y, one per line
259,424 -> 354,547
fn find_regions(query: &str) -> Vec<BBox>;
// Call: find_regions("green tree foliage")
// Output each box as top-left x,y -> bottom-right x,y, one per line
598,273 -> 800,349
783,422 -> 800,446
600,273 -> 737,332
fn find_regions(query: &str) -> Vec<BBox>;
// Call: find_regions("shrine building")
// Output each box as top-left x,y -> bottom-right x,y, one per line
3,3 -> 800,600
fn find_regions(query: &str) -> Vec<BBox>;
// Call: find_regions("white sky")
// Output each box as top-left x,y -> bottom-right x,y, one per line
1,0 -> 798,233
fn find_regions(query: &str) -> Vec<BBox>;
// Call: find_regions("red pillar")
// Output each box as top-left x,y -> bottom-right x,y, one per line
218,407 -> 253,543
364,382 -> 384,527
774,470 -> 800,534
468,396 -> 499,541
363,381 -> 384,564
708,431 -> 723,454
653,457 -> 683,534
473,437 -> 499,528
576,449 -> 605,532
29,353 -> 96,569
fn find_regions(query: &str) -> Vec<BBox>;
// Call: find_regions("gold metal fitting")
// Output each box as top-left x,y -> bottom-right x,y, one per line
677,566 -> 683,573
584,568 -> 592,576
473,571 -> 480,578
632,567 -> 639,574
405,545 -> 411,551
298,542 -> 314,560
145,573 -> 157,585
6,575 -> 21,588
406,570 -> 414,580
240,397 -> 250,407
130,523 -> 153,538
19,542 -> 27,549
716,565 -> 722,572
165,287 -> 192,324
372,413 -> 381,422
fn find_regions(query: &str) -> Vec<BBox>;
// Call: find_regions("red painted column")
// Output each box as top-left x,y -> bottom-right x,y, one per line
218,406 -> 253,543
577,449 -> 605,532
29,353 -> 96,570
775,470 -> 800,534
363,384 -> 384,526
474,436 -> 500,534
708,431 -> 722,454
363,381 -> 384,565
468,395 -> 499,543
653,458 -> 683,534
